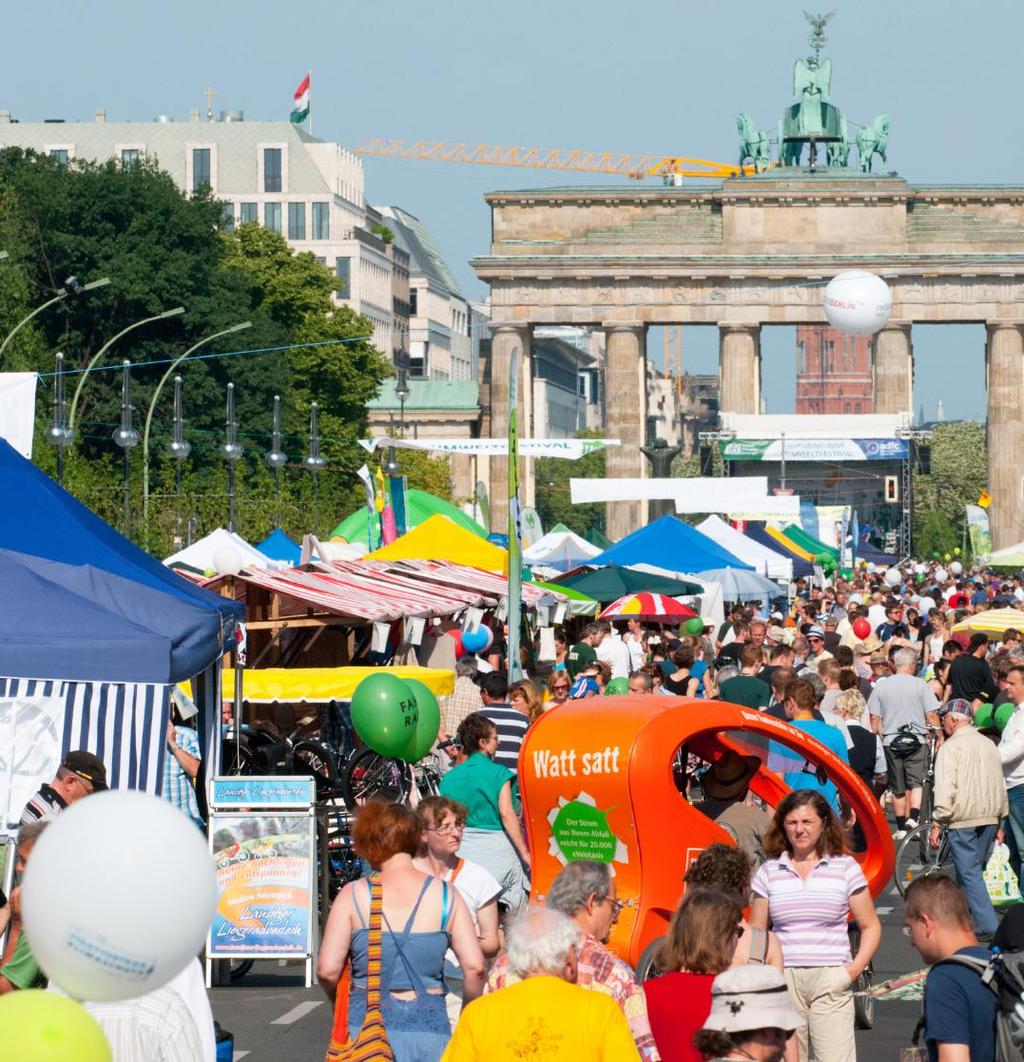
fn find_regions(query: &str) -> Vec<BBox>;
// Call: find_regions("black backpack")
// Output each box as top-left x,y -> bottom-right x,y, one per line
934,950 -> 1024,1060
889,724 -> 923,758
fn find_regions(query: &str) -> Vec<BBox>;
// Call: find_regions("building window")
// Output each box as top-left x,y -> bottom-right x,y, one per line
796,340 -> 807,374
335,257 -> 351,298
220,203 -> 235,234
49,149 -> 68,166
263,147 -> 282,192
192,148 -> 211,191
315,256 -> 326,264
264,202 -> 282,233
409,288 -> 418,316
287,202 -> 305,240
121,148 -> 140,167
240,202 -> 258,224
312,202 -> 329,240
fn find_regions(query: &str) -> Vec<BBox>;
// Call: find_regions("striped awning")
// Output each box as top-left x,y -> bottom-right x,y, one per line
381,559 -> 565,607
951,608 -> 1024,639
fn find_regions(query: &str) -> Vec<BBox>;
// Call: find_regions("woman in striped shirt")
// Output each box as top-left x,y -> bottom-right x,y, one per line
749,790 -> 880,1062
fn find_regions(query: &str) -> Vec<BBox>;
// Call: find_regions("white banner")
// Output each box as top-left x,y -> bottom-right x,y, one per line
0,372 -> 38,458
0,695 -> 65,831
571,477 -> 768,504
723,498 -> 803,519
360,437 -> 620,459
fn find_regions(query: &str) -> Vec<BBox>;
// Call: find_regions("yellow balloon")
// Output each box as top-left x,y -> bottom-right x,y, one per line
0,990 -> 111,1061
954,547 -> 961,556
944,553 -> 952,561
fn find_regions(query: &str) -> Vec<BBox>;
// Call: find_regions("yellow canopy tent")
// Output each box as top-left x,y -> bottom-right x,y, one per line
367,514 -> 509,574
217,666 -> 455,703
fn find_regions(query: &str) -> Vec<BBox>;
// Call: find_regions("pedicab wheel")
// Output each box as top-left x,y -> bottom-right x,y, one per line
635,936 -> 666,983
229,958 -> 255,982
849,925 -> 874,1029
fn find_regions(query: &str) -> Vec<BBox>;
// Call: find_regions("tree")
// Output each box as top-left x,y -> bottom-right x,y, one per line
912,421 -> 987,555
535,431 -> 607,537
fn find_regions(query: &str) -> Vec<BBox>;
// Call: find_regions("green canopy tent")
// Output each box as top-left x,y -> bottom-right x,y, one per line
529,579 -> 599,617
778,524 -> 838,564
553,565 -> 703,602
330,488 -> 485,546
585,527 -> 613,550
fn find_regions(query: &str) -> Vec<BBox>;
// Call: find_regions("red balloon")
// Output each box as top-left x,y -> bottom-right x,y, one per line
852,618 -> 871,640
445,628 -> 465,659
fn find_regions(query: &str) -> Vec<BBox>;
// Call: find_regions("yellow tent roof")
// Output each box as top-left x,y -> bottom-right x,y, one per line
765,525 -> 817,562
367,514 -> 509,574
197,666 -> 455,704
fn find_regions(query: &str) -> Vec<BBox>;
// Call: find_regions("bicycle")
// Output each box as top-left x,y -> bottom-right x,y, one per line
340,741 -> 456,811
894,822 -> 953,898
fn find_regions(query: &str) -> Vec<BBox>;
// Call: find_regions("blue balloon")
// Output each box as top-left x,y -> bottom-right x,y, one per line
461,627 -> 489,653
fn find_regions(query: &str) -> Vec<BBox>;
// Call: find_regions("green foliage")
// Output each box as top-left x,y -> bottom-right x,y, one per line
393,448 -> 454,500
912,421 -> 986,554
536,430 -> 606,537
370,224 -> 394,243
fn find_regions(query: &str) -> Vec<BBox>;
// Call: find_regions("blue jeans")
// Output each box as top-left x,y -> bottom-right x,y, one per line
1006,784 -> 1024,883
947,823 -> 999,935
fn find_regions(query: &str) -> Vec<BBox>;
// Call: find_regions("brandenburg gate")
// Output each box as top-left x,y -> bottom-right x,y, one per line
473,21 -> 1024,550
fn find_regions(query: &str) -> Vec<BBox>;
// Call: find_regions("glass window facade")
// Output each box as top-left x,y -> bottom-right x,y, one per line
220,203 -> 235,233
121,148 -> 140,167
240,202 -> 258,224
264,202 -> 282,232
192,148 -> 211,191
312,202 -> 329,240
263,148 -> 282,192
335,257 -> 351,298
287,202 -> 306,240
49,149 -> 68,166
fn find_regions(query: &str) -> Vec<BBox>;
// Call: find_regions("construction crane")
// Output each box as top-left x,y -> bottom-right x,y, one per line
355,139 -> 762,181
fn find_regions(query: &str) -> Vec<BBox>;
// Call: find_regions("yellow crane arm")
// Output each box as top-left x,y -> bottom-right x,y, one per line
355,139 -> 758,180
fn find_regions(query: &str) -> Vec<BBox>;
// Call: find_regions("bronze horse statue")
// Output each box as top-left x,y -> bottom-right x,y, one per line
857,114 -> 890,173
737,113 -> 771,173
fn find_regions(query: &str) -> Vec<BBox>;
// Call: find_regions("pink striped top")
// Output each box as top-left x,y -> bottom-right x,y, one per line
751,852 -> 867,967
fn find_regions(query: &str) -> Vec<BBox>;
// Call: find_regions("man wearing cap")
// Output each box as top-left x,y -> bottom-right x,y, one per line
930,698 -> 1007,938
695,965 -> 801,1062
19,750 -> 107,827
694,751 -> 770,864
803,626 -> 833,670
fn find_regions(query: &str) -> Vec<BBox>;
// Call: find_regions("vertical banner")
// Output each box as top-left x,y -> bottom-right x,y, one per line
965,504 -> 992,559
799,498 -> 818,538
838,507 -> 851,571
507,346 -> 523,683
850,510 -> 860,571
356,465 -> 377,550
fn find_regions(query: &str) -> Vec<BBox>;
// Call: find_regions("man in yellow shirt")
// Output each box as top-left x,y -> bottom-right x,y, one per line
442,906 -> 639,1060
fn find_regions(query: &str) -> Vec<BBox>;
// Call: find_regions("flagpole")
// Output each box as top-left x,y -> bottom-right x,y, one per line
307,68 -> 312,136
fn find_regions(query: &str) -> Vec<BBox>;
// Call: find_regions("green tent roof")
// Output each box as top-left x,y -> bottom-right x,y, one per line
330,489 -> 485,546
585,527 -> 613,549
529,579 -> 599,617
553,565 -> 702,602
779,524 -> 839,562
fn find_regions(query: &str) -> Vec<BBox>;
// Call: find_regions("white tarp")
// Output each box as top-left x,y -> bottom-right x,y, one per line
720,412 -> 912,439
571,477 -> 769,505
0,372 -> 38,458
523,528 -> 602,570
360,437 -> 620,459
163,528 -> 279,573
696,515 -> 794,582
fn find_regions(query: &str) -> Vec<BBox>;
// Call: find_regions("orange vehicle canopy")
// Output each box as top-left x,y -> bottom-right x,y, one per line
518,696 -> 894,967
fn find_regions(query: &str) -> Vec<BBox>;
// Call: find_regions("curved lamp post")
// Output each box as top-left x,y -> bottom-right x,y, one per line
140,320 -> 252,543
67,304 -> 185,437
0,276 -> 110,368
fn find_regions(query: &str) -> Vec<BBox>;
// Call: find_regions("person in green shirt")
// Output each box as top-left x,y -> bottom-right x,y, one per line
567,623 -> 606,679
0,819 -> 48,993
718,645 -> 772,710
440,712 -> 531,910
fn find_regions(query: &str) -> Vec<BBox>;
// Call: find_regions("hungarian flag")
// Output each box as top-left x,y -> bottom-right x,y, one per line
290,73 -> 310,124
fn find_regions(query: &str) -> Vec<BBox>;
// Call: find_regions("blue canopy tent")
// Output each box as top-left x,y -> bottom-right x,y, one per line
742,524 -> 815,578
591,515 -> 753,575
856,540 -> 899,566
256,527 -> 301,566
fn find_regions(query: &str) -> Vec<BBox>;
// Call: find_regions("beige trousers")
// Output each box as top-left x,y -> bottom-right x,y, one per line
784,965 -> 856,1062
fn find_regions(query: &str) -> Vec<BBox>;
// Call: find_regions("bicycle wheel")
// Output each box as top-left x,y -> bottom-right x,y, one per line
289,740 -> 339,791
894,824 -> 952,897
341,747 -> 410,810
229,958 -> 255,983
635,937 -> 666,983
848,925 -> 874,1029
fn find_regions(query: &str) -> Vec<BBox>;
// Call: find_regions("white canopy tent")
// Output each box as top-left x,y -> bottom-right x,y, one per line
696,515 -> 793,582
163,528 -> 279,573
523,528 -> 602,571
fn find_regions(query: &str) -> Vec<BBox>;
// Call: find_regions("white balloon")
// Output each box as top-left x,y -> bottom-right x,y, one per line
935,568 -> 948,583
823,270 -> 893,336
212,545 -> 242,576
950,560 -> 963,575
884,567 -> 902,587
22,790 -> 217,1001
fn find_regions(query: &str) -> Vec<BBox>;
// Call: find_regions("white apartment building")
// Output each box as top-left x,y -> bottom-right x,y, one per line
0,107 -> 401,356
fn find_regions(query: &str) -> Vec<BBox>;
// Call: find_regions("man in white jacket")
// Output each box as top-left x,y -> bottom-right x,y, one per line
930,698 -> 1008,939
998,665 -> 1024,885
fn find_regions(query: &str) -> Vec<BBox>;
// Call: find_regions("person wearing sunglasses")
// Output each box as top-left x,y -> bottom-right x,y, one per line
486,859 -> 658,1061
19,750 -> 107,827
644,890 -> 746,1062
545,672 -> 572,707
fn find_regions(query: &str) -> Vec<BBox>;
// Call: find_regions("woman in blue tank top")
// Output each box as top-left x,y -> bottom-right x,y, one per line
318,801 -> 486,1061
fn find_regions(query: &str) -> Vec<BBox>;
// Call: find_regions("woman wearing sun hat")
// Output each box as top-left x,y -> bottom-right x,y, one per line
693,965 -> 802,1062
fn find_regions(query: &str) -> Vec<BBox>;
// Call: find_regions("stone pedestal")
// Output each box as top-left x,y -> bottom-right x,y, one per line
987,324 -> 1024,550
604,323 -> 647,540
873,324 -> 913,413
719,325 -> 761,414
487,323 -> 531,534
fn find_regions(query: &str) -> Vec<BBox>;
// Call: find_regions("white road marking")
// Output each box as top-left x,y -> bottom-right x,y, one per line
233,1053 -> 250,1061
271,1000 -> 325,1025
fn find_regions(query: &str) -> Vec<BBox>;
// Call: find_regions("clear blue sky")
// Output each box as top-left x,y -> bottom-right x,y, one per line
7,0 -> 1018,420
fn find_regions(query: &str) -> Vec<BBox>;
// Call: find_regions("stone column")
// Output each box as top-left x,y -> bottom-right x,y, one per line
987,324 -> 1024,550
486,322 -> 531,533
603,322 -> 647,540
873,323 -> 913,413
718,324 -> 761,415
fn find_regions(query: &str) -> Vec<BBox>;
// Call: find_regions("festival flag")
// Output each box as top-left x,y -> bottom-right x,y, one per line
290,72 -> 311,124
507,345 -> 523,683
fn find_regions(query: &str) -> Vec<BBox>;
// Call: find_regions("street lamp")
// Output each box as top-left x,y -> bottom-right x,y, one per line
112,360 -> 140,532
67,304 -> 185,437
168,376 -> 191,545
0,276 -> 110,368
266,394 -> 288,526
303,402 -> 326,535
395,358 -> 410,436
222,383 -> 244,532
46,352 -> 73,485
140,320 -> 252,542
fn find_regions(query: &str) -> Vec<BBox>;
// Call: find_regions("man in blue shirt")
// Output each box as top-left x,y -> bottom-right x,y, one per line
779,677 -> 848,808
904,874 -> 997,1062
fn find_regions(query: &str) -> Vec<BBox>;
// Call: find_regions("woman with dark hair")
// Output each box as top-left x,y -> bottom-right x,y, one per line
438,712 -> 531,910
661,645 -> 700,698
318,801 -> 485,1061
749,790 -> 880,1062
643,890 -> 745,1061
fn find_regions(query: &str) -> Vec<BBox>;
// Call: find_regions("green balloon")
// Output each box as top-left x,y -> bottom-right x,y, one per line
403,678 -> 442,762
0,991 -> 111,1062
684,617 -> 705,636
974,703 -> 994,730
351,673 -> 419,759
932,551 -> 941,559
996,701 -> 1016,732
605,676 -> 629,696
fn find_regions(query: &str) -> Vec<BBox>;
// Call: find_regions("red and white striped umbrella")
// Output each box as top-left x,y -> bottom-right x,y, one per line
598,593 -> 697,622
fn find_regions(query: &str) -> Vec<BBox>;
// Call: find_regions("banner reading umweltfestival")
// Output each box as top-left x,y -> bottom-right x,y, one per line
720,437 -> 909,462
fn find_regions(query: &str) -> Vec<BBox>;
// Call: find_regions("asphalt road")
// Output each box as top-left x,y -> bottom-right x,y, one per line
211,889 -> 928,1061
